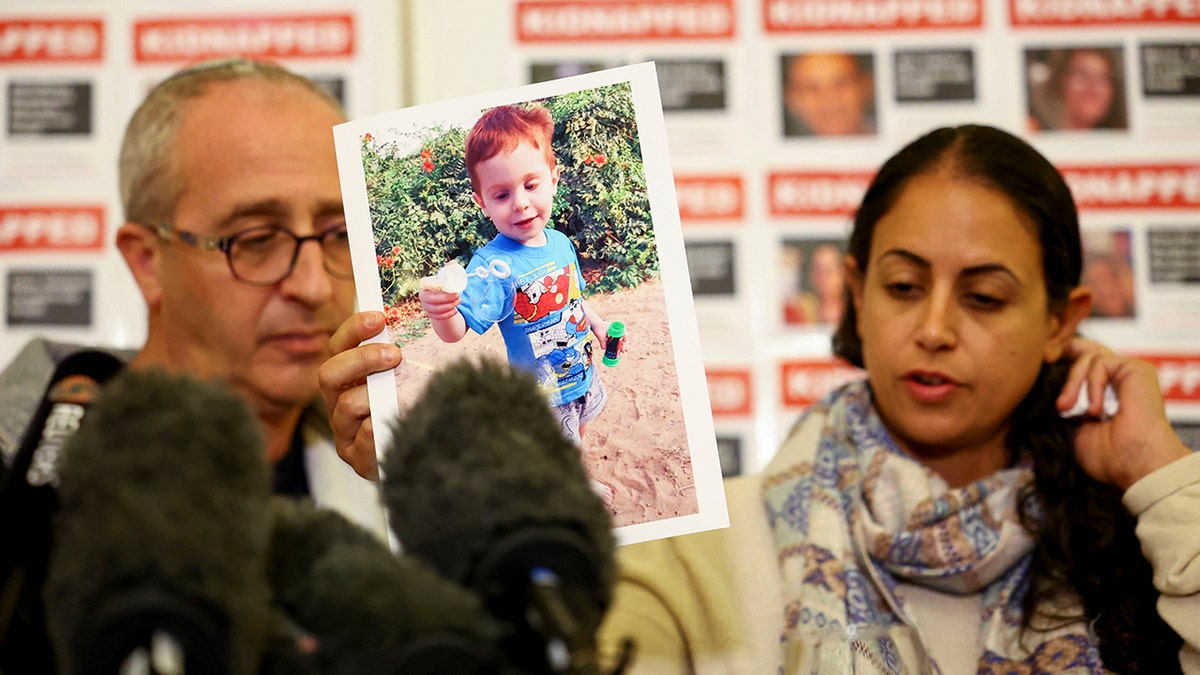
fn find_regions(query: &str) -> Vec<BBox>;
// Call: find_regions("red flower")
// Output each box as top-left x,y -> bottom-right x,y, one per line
362,132 -> 373,142
383,304 -> 401,327
592,154 -> 607,167
420,149 -> 432,159
392,245 -> 401,255
423,159 -> 435,173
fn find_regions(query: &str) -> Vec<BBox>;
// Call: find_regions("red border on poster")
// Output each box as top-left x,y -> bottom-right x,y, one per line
0,19 -> 104,63
516,0 -> 736,43
707,367 -> 754,416
768,170 -> 873,218
0,206 -> 106,251
779,358 -> 863,408
764,0 -> 984,32
134,13 -> 356,63
1061,164 -> 1200,210
1009,0 -> 1200,26
676,175 -> 746,223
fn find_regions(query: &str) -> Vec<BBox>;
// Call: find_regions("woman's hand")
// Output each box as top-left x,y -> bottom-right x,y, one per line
318,311 -> 403,481
1059,337 -> 1191,490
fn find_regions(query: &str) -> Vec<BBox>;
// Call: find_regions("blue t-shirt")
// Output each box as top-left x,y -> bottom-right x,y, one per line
458,229 -> 595,406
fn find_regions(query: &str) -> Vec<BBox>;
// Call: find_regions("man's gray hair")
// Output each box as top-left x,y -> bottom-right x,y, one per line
118,57 -> 345,226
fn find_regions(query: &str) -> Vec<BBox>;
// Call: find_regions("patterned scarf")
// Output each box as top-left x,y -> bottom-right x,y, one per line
763,380 -> 1104,674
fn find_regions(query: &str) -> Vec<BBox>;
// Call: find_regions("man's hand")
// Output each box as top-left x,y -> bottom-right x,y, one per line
318,311 -> 402,480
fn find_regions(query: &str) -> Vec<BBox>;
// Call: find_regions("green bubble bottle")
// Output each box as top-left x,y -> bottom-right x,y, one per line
602,321 -> 625,367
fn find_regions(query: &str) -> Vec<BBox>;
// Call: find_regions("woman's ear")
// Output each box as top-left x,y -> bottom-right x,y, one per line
1044,286 -> 1093,363
844,255 -> 865,338
116,223 -> 164,309
844,255 -> 863,307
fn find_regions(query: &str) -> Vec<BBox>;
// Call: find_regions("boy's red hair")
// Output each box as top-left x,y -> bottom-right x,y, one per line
465,105 -> 555,193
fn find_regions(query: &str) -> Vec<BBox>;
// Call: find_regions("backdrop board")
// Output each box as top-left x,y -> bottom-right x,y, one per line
0,1 -> 402,367
406,0 -> 1200,472
3,0 -> 1197,477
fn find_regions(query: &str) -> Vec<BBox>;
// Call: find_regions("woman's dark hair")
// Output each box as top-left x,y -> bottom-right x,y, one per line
832,125 -> 1181,672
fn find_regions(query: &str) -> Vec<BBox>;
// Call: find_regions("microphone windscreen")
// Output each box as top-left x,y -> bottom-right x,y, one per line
0,350 -> 122,672
267,497 -> 502,675
44,368 -> 273,675
379,357 -> 616,664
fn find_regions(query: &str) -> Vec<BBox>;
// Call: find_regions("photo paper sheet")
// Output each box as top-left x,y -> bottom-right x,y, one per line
334,62 -> 728,545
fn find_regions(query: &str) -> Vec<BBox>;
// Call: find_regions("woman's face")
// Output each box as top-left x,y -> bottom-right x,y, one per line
1062,50 -> 1115,129
849,171 -> 1081,485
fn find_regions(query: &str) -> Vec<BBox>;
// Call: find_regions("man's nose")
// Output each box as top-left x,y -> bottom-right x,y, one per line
280,238 -> 334,305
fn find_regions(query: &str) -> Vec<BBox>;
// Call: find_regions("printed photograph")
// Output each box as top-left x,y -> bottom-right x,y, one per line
779,50 -> 878,137
334,63 -> 727,545
1082,227 -> 1137,320
1025,45 -> 1128,132
780,237 -> 848,327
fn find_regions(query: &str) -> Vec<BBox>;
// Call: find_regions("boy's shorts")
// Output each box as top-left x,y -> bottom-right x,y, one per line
556,374 -> 607,446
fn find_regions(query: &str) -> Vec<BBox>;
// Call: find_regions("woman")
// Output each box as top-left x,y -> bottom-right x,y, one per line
595,125 -> 1198,673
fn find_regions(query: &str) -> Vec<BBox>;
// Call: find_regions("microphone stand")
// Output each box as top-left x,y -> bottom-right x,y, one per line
468,527 -> 634,675
528,568 -> 634,675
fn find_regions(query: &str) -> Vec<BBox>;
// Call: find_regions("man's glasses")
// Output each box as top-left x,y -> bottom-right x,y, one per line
153,222 -> 355,286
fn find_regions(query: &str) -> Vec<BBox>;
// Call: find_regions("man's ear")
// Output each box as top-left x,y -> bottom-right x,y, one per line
116,223 -> 163,308
1044,286 -> 1093,363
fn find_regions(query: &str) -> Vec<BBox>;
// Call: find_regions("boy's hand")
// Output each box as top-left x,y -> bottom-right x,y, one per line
418,275 -> 462,321
318,311 -> 402,481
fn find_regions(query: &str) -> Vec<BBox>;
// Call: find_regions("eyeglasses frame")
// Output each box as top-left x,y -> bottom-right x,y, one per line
150,221 -> 354,287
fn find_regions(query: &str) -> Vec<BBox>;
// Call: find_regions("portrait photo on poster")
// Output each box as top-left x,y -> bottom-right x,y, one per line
779,238 -> 848,328
333,62 -> 728,546
1081,226 -> 1137,320
779,50 -> 878,138
1024,44 -> 1129,133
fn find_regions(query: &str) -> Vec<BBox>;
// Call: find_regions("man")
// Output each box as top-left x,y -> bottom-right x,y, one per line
781,51 -> 877,137
0,58 -> 387,669
5,57 -> 387,525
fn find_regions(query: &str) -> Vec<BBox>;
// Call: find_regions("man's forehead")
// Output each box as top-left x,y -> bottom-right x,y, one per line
170,79 -> 343,226
203,197 -> 345,232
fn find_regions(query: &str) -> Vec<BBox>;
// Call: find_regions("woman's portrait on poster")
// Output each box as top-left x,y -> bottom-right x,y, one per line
1026,46 -> 1128,132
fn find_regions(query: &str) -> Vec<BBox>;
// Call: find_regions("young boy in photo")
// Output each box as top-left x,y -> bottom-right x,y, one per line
419,105 -> 617,489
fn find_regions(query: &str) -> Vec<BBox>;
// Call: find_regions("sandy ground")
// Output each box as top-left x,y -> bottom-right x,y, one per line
387,277 -> 699,528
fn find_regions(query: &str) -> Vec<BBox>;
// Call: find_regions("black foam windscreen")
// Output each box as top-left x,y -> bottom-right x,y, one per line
379,357 -> 617,673
44,368 -> 274,675
267,496 -> 503,675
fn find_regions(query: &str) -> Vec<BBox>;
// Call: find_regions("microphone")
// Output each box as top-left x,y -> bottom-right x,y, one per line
43,368 -> 275,675
379,357 -> 621,675
266,496 -> 503,675
0,350 -> 123,672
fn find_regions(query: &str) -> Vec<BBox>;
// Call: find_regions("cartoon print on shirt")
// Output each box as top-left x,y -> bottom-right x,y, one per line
514,266 -> 571,322
526,291 -> 593,389
528,298 -> 590,359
